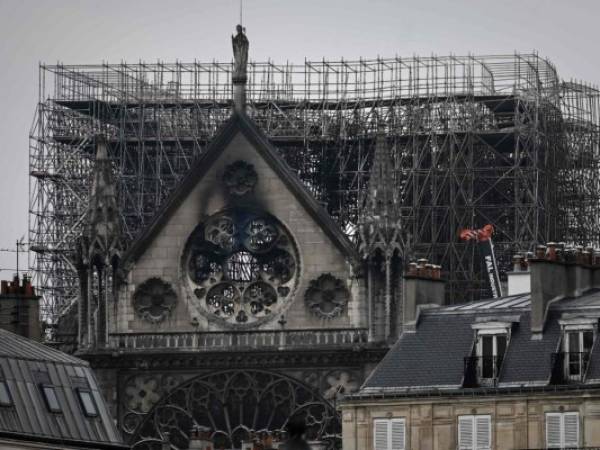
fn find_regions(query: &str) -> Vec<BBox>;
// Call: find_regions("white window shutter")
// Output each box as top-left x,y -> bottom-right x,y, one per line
475,416 -> 491,450
458,416 -> 475,450
563,413 -> 579,448
390,419 -> 405,450
374,419 -> 390,450
546,413 -> 563,449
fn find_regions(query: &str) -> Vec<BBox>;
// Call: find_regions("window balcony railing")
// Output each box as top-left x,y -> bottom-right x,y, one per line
463,355 -> 504,388
550,351 -> 591,384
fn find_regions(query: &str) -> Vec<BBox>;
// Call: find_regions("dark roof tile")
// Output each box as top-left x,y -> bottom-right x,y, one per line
0,329 -> 124,447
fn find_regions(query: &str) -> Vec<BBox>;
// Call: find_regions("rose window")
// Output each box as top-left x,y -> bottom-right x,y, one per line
184,209 -> 299,326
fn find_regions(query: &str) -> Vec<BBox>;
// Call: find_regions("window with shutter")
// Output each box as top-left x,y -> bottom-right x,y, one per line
546,412 -> 579,449
563,413 -> 579,448
546,413 -> 563,448
373,418 -> 405,450
458,416 -> 474,450
374,419 -> 389,450
390,419 -> 405,450
475,416 -> 491,450
458,415 -> 491,450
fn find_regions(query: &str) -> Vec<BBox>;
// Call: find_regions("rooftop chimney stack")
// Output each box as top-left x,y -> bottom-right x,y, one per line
402,259 -> 445,332
506,253 -> 531,296
0,274 -> 41,340
530,242 -> 600,336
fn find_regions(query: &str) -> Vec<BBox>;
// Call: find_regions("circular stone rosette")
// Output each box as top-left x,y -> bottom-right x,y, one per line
304,274 -> 349,319
222,160 -> 258,196
132,278 -> 178,323
183,208 -> 299,327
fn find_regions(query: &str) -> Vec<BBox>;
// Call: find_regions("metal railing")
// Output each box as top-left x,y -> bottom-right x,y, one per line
463,355 -> 504,388
550,352 -> 591,384
106,328 -> 369,352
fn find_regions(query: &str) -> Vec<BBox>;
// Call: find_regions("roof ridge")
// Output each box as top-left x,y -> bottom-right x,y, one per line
0,329 -> 86,365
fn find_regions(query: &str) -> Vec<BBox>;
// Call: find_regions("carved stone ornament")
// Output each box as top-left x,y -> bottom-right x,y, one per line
132,278 -> 177,323
324,370 -> 359,400
184,208 -> 299,327
305,274 -> 349,319
223,160 -> 257,196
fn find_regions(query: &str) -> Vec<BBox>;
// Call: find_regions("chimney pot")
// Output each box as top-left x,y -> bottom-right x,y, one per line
593,249 -> 600,266
431,265 -> 441,280
521,253 -> 530,271
546,243 -> 557,261
407,262 -> 418,276
535,245 -> 546,259
512,254 -> 524,272
424,263 -> 434,278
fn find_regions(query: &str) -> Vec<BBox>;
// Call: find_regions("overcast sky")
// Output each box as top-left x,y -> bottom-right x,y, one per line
0,0 -> 599,274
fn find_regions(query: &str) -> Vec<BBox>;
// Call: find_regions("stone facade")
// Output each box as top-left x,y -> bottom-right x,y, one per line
73,114 -> 395,449
117,132 -> 363,333
342,390 -> 600,450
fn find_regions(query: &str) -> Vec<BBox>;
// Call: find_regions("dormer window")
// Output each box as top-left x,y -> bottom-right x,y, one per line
553,318 -> 597,383
564,329 -> 593,380
477,333 -> 507,381
464,320 -> 513,387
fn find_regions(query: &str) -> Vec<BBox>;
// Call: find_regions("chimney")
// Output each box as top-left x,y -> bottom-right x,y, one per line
530,243 -> 599,336
0,274 -> 41,340
402,259 -> 445,332
506,253 -> 531,295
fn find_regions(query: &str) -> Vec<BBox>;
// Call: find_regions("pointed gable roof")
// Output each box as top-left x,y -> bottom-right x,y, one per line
123,112 -> 359,265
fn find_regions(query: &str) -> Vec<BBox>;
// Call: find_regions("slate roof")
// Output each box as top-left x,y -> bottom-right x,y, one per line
0,329 -> 125,449
360,290 -> 599,395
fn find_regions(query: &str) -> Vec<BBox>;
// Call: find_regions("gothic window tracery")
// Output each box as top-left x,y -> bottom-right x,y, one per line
184,209 -> 299,327
128,370 -> 340,450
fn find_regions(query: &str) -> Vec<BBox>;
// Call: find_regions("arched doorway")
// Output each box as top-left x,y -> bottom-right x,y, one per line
130,369 -> 341,449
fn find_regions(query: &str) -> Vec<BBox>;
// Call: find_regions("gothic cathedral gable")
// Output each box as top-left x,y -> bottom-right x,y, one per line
118,112 -> 362,334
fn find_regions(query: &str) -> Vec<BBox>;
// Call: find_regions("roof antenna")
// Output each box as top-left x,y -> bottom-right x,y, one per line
239,0 -> 243,27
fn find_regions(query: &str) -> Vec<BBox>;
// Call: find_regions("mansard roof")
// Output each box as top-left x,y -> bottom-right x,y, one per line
355,290 -> 600,397
123,111 -> 358,266
0,329 -> 125,449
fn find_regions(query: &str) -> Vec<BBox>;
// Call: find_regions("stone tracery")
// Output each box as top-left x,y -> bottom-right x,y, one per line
305,274 -> 350,319
129,370 -> 340,450
184,209 -> 299,326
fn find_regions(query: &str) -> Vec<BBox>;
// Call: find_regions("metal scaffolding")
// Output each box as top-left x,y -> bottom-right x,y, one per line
29,53 -> 600,320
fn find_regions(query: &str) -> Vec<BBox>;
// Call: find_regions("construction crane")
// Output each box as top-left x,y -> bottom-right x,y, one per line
459,224 -> 503,299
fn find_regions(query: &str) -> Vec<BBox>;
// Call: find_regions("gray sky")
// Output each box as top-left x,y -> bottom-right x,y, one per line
0,0 -> 599,274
